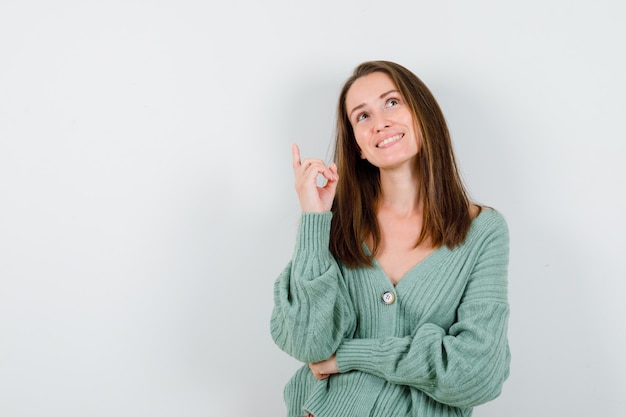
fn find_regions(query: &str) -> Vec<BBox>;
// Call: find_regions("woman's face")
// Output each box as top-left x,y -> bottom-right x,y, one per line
345,72 -> 421,170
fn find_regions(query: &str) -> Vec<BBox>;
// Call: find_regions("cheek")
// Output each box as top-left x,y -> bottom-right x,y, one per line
353,133 -> 369,159
352,129 -> 365,147
401,110 -> 416,127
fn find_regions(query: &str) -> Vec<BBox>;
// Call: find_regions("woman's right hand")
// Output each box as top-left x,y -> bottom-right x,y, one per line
292,143 -> 338,213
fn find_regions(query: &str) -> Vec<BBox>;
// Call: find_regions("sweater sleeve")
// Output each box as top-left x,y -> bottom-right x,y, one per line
270,212 -> 356,363
335,216 -> 510,408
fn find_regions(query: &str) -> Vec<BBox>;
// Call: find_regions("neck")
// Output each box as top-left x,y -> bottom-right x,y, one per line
378,165 -> 422,217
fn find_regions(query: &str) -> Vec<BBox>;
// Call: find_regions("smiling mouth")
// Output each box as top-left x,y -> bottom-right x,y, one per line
376,134 -> 404,148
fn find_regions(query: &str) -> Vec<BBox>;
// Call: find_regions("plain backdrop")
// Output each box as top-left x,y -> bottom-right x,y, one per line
1,1 -> 625,416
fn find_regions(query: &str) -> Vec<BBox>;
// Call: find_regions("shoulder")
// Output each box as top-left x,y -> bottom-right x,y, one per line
468,207 -> 509,244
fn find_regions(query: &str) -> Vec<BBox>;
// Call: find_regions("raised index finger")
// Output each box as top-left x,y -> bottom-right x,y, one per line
291,143 -> 301,170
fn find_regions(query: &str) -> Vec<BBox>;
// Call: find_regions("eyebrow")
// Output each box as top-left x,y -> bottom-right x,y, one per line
348,89 -> 400,119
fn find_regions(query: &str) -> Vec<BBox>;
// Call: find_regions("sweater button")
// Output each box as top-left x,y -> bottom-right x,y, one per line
381,291 -> 396,305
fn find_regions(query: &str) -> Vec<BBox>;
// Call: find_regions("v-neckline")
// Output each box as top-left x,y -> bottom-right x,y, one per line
362,207 -> 491,288
362,243 -> 446,288
373,245 -> 446,288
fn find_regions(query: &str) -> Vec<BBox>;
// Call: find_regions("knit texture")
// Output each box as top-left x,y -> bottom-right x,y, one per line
271,209 -> 510,417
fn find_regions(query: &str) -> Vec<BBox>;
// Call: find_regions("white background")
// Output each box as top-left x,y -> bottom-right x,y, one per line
1,1 -> 625,416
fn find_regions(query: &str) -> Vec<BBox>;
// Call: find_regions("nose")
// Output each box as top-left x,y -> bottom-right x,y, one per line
372,111 -> 390,131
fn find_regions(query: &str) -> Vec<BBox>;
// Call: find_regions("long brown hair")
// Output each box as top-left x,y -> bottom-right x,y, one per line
330,60 -> 472,267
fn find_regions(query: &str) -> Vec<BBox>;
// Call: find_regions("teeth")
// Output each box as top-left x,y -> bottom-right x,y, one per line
377,134 -> 403,148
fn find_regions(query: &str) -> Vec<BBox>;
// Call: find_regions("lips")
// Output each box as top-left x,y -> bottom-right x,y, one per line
376,134 -> 404,148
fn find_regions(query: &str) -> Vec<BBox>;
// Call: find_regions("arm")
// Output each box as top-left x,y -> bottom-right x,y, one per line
271,144 -> 355,362
335,217 -> 510,408
270,212 -> 356,364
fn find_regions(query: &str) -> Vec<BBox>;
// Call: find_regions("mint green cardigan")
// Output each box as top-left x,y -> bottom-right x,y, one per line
271,209 -> 510,417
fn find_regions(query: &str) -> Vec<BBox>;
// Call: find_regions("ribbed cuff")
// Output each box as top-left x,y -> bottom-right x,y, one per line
336,339 -> 383,375
295,212 -> 333,253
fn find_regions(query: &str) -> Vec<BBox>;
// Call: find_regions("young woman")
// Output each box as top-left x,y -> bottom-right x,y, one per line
271,61 -> 510,417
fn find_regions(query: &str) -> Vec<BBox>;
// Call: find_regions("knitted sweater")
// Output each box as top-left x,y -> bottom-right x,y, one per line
271,209 -> 510,417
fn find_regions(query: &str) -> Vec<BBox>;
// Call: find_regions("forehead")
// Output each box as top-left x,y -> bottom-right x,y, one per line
345,72 -> 399,109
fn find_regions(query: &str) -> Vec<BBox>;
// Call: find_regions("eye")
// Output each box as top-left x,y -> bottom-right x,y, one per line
356,112 -> 369,122
385,98 -> 400,108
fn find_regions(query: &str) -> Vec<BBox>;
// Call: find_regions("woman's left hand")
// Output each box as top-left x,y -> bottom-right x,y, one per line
309,355 -> 339,380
